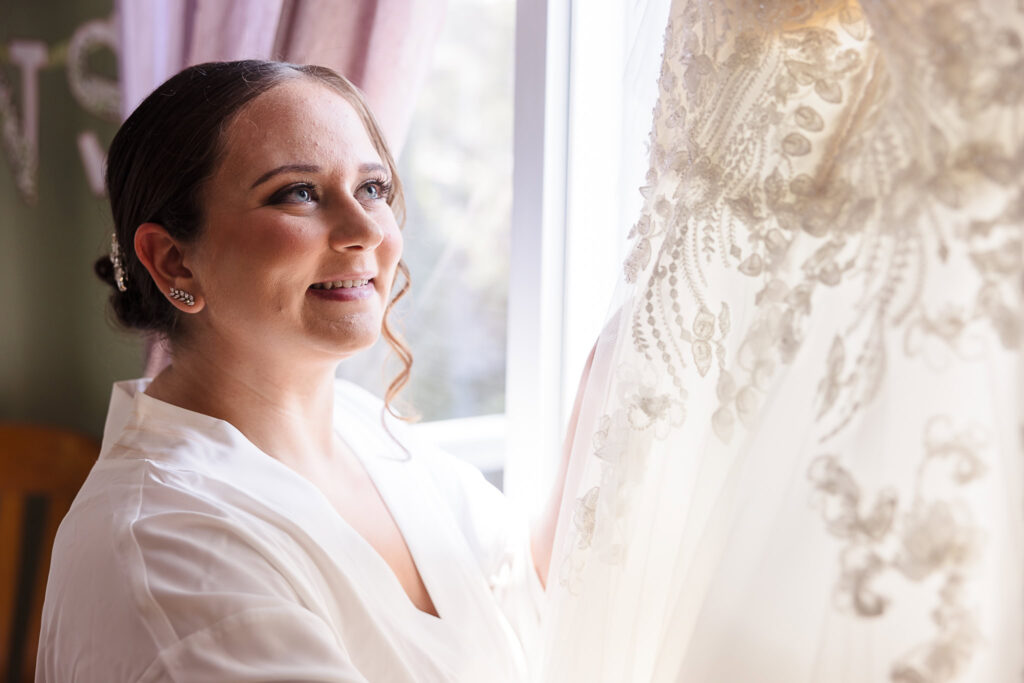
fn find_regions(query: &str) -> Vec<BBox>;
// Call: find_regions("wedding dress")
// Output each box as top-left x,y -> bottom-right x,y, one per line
542,0 -> 1023,681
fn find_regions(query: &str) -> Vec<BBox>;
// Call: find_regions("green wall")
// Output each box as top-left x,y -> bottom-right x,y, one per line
1,0 -> 142,438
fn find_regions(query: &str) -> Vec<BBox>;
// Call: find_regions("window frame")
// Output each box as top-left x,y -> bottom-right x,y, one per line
411,0 -> 662,513
412,0 -> 572,512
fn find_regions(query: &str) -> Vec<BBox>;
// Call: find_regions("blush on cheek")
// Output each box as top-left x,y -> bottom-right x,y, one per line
387,228 -> 404,260
376,231 -> 403,292
259,224 -> 312,254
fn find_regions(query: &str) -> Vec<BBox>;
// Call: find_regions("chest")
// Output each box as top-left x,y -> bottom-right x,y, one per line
295,454 -> 440,619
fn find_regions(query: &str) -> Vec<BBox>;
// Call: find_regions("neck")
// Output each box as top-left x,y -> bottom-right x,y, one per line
145,337 -> 340,468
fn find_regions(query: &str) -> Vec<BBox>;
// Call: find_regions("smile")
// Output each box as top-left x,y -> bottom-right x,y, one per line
310,279 -> 372,290
307,277 -> 375,302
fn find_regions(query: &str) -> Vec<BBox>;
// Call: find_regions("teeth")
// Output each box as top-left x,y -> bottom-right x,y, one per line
312,279 -> 370,290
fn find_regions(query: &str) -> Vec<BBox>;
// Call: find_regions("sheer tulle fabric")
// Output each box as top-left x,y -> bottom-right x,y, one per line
542,1 -> 1024,681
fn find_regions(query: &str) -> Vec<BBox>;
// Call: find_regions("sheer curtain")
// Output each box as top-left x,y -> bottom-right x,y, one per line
543,0 -> 1024,681
117,0 -> 443,149
115,0 -> 446,375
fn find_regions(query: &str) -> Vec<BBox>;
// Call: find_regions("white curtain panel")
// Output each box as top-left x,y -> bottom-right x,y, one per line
543,0 -> 1024,680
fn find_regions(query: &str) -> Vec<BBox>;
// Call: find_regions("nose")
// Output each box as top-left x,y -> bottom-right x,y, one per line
327,197 -> 385,252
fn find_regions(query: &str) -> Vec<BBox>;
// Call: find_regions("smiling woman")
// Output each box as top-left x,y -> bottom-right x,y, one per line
133,79 -> 404,379
35,61 -> 547,682
96,62 -> 415,422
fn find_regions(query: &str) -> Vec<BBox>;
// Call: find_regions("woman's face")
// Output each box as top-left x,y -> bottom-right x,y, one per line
184,79 -> 402,362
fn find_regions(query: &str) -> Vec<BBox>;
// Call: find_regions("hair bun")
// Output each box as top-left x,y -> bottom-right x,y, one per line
95,254 -> 117,287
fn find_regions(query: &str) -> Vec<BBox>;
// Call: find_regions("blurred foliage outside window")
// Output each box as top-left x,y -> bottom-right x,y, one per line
339,0 -> 513,422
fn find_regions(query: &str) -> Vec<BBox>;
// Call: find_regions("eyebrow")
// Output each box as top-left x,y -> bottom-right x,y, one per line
249,162 -> 390,189
359,162 -> 389,177
249,164 -> 321,189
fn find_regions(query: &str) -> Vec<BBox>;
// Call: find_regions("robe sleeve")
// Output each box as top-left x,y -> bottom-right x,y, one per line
120,468 -> 370,683
137,604 -> 369,682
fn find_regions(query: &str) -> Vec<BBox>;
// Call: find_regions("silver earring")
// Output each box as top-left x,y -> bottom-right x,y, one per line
169,287 -> 196,307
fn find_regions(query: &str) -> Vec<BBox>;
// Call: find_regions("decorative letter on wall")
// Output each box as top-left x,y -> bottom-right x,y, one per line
66,16 -> 120,122
68,15 -> 120,198
0,40 -> 47,205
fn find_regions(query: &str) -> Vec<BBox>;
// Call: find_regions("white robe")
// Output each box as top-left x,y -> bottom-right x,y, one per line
36,379 -> 543,682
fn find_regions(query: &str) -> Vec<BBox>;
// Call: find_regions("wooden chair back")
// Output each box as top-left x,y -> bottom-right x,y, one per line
0,424 -> 98,683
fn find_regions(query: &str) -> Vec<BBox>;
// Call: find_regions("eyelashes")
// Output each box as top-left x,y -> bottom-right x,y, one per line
271,183 -> 317,204
360,174 -> 394,201
363,177 -> 394,202
268,175 -> 393,206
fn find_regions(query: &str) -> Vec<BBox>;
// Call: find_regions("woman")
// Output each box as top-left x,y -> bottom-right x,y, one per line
36,60 -> 561,682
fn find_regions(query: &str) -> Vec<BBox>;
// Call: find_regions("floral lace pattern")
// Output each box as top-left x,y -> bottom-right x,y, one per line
809,417 -> 988,682
623,0 -> 1022,445
553,0 -> 1023,679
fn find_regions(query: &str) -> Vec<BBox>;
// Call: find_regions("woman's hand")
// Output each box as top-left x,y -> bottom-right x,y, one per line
530,341 -> 598,589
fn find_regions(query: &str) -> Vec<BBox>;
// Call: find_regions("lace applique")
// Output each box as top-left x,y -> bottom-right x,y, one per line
809,417 -> 989,682
558,1 -> 1022,673
625,0 -> 1022,449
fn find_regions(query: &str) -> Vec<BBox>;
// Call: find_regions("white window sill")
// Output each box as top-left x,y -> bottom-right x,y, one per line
410,413 -> 507,476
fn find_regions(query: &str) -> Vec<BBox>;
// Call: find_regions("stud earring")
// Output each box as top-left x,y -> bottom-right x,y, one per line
169,287 -> 196,307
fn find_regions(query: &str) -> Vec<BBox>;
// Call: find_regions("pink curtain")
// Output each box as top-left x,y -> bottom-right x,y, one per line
114,0 -> 446,375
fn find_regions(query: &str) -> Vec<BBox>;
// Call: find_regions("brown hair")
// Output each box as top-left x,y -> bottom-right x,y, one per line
96,60 -> 413,419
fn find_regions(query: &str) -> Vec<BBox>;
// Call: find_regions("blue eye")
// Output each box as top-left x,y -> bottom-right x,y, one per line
358,178 -> 392,202
272,183 -> 318,205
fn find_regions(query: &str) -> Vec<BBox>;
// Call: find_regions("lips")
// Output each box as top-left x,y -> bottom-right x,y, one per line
307,275 -> 376,302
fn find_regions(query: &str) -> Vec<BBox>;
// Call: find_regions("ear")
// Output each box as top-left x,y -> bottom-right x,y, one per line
134,223 -> 205,313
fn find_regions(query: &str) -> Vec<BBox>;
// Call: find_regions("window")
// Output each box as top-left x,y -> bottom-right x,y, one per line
337,0 -> 516,479
504,0 -> 668,510
341,0 -> 668,511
